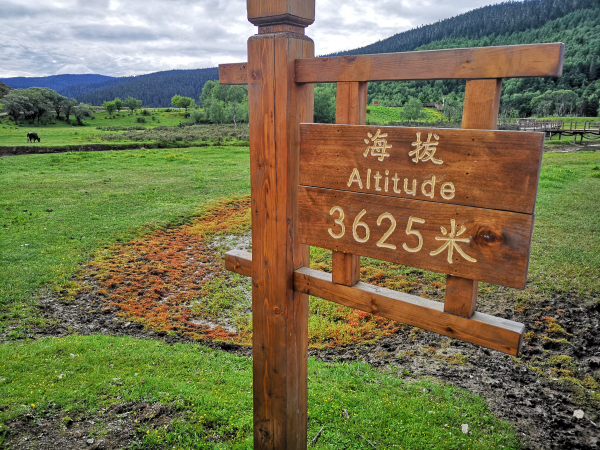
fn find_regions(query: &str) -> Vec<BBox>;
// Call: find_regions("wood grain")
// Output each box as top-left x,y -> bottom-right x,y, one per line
294,267 -> 524,355
248,0 -> 315,26
444,275 -> 478,317
298,186 -> 534,288
331,82 -> 367,286
219,63 -> 249,85
444,79 -> 503,318
296,43 -> 564,83
247,30 -> 314,450
225,249 -> 252,277
299,124 -> 544,214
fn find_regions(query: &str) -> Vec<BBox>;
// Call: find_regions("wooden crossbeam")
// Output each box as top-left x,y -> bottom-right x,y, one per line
219,43 -> 564,85
296,44 -> 565,83
224,250 -> 524,355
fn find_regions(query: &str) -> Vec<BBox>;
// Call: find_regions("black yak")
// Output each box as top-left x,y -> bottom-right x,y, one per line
27,132 -> 41,143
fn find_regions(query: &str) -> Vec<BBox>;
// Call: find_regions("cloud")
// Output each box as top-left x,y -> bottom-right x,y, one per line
0,0 -> 501,78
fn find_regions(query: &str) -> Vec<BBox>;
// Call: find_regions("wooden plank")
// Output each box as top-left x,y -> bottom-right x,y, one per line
462,79 -> 502,130
332,251 -> 360,286
295,43 -> 565,83
332,81 -> 368,286
225,249 -> 252,277
299,124 -> 544,214
444,275 -> 478,317
223,250 -> 524,355
298,186 -> 534,289
444,78 -> 503,318
247,26 -> 314,449
294,267 -> 524,356
219,63 -> 249,85
335,81 -> 367,125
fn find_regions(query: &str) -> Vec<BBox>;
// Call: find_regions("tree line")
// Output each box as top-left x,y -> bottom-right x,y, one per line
361,5 -> 600,118
1,87 -> 92,125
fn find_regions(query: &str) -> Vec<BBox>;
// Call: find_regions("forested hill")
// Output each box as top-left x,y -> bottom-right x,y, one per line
359,3 -> 600,118
333,0 -> 597,57
0,74 -> 114,90
63,68 -> 219,108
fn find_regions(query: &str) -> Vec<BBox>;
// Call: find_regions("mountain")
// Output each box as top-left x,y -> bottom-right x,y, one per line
0,74 -> 114,91
332,0 -> 598,57
61,68 -> 219,108
342,1 -> 600,117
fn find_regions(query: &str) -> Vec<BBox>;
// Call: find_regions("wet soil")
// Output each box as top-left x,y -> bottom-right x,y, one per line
3,281 -> 597,450
4,402 -> 174,450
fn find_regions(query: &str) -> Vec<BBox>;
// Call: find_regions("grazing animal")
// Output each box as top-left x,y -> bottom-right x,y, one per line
27,132 -> 40,143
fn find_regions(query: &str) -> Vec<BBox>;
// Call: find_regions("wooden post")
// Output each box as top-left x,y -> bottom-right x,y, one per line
246,1 -> 314,448
332,81 -> 367,286
444,78 -> 502,318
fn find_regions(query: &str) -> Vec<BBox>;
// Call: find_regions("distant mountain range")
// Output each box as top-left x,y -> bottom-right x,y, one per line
0,68 -> 219,108
0,74 -> 114,91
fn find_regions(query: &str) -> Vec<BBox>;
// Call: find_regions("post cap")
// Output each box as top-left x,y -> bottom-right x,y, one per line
247,0 -> 315,27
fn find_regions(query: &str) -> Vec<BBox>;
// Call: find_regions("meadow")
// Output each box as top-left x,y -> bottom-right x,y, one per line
0,109 -> 599,448
0,109 -> 248,149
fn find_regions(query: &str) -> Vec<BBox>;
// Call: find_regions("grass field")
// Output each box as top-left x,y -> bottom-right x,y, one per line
0,108 -> 243,148
0,142 -> 529,448
1,119 -> 599,447
366,106 -> 446,125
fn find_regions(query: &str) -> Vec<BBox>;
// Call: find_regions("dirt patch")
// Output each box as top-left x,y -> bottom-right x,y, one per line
3,402 -> 175,450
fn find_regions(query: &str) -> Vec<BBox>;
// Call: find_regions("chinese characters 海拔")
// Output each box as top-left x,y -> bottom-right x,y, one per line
364,129 -> 392,161
410,132 -> 443,165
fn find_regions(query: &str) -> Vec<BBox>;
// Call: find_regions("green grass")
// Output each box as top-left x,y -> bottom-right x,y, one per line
0,146 -> 250,337
0,109 -> 203,147
0,334 -> 520,449
528,151 -> 600,294
366,106 -> 446,125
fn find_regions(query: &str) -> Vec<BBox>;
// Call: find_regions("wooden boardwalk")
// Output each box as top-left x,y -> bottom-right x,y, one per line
516,119 -> 600,143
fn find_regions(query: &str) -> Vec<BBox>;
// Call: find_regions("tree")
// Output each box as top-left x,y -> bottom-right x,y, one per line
102,100 -> 117,118
209,100 -> 226,124
72,103 -> 92,125
63,98 -> 78,123
113,97 -> 124,113
190,109 -> 205,124
51,93 -> 69,119
171,95 -> 193,110
441,94 -> 463,122
125,96 -> 142,114
314,84 -> 336,123
2,91 -> 33,124
225,86 -> 247,130
531,91 -> 554,117
20,87 -> 55,124
401,97 -> 426,122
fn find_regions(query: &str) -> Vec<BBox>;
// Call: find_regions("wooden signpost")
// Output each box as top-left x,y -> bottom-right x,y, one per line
219,1 -> 564,448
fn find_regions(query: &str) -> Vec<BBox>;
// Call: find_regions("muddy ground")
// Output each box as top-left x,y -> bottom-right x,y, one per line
3,278 -> 598,450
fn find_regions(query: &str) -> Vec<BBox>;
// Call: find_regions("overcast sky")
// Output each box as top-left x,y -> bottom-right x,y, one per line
0,0 -> 503,78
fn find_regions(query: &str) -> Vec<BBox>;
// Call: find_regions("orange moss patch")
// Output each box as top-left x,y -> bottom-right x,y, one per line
84,195 -> 415,348
87,197 -> 252,344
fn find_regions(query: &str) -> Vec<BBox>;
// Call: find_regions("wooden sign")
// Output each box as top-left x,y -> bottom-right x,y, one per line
298,124 -> 544,288
299,124 -> 544,213
298,186 -> 534,288
218,1 -> 564,446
